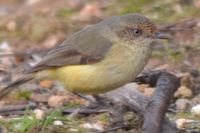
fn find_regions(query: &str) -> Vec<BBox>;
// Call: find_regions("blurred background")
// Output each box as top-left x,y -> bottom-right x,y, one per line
0,0 -> 200,133
0,0 -> 200,73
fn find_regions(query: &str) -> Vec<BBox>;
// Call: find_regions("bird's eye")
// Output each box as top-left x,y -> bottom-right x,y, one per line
132,29 -> 142,37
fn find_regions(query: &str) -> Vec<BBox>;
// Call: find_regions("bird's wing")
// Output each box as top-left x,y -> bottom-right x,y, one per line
25,25 -> 113,73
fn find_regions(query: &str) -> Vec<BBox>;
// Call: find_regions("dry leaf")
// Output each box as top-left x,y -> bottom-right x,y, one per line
39,80 -> 53,89
174,85 -> 193,98
176,118 -> 194,129
6,20 -> 17,31
31,93 -> 51,102
48,95 -> 69,107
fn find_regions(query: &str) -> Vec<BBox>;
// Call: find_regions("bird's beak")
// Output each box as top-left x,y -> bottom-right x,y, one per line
152,32 -> 171,40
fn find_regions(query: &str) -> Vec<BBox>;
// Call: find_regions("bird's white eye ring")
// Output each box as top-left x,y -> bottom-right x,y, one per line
132,29 -> 142,37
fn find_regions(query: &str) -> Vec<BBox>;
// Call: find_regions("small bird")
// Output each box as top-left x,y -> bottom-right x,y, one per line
0,13 -> 168,98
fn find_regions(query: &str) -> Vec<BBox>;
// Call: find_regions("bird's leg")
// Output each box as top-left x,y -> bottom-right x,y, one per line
92,94 -> 111,106
92,95 -> 104,103
73,93 -> 110,110
73,92 -> 95,103
73,93 -> 107,105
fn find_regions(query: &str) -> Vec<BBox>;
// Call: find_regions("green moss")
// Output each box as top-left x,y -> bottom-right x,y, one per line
0,108 -> 38,133
41,110 -> 62,130
56,8 -> 75,19
152,51 -> 165,59
168,112 -> 200,121
96,113 -> 109,123
18,90 -> 32,100
29,22 -> 47,42
9,116 -> 39,133
169,51 -> 184,62
109,0 -> 200,23
63,103 -> 80,109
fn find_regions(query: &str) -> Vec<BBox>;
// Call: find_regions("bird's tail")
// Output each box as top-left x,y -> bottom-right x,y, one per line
0,74 -> 34,99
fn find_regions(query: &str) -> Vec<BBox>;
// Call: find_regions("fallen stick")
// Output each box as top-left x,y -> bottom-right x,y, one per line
141,71 -> 180,133
0,102 -> 37,115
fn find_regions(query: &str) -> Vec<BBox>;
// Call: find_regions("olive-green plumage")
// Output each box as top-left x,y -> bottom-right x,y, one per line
0,13 -> 168,98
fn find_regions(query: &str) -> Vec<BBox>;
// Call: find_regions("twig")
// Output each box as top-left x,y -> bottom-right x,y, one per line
0,103 -> 37,115
63,108 -> 110,115
96,125 -> 126,133
142,72 -> 180,133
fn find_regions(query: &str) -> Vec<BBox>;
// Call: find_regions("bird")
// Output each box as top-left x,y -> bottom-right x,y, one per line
0,13 -> 169,99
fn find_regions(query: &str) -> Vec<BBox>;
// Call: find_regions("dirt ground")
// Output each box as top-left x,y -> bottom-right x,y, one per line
0,0 -> 200,133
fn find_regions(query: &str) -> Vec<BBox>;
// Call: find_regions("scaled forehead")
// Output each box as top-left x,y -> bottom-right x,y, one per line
119,14 -> 157,33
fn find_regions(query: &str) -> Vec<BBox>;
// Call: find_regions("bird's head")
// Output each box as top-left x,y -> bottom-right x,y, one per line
109,13 -> 170,47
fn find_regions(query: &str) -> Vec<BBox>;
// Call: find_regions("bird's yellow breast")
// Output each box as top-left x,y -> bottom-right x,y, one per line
54,43 -> 151,94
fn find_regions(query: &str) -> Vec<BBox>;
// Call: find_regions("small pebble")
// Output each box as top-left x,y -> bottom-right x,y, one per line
81,123 -> 103,131
48,95 -> 69,107
174,85 -> 193,98
191,94 -> 200,106
176,118 -> 194,129
175,98 -> 191,111
69,128 -> 79,132
191,104 -> 200,115
33,109 -> 45,120
53,120 -> 63,126
0,115 -> 4,119
6,21 -> 17,31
